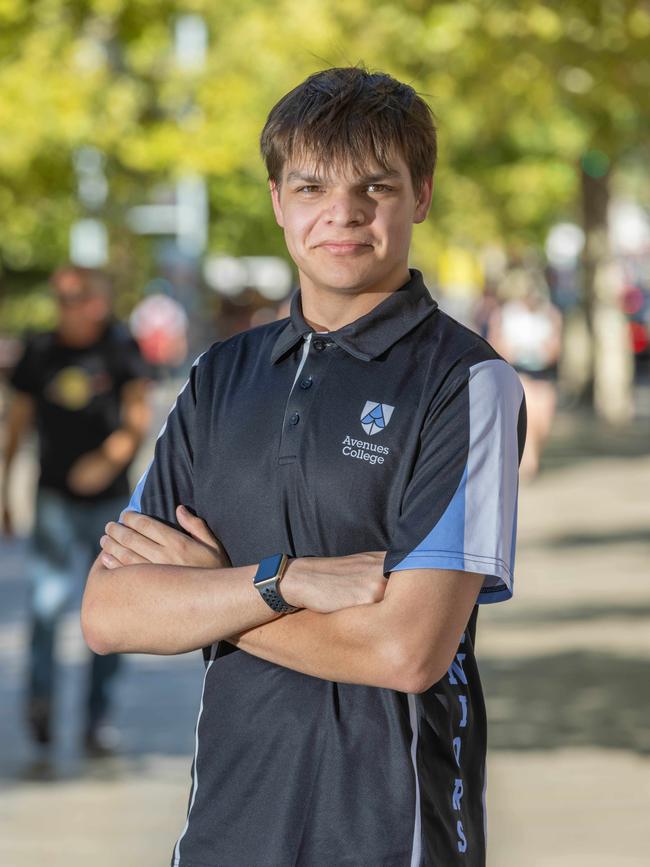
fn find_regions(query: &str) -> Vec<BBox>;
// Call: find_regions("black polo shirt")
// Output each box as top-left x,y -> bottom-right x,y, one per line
122,269 -> 526,867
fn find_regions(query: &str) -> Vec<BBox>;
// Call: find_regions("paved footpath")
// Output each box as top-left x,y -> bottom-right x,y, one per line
0,401 -> 648,866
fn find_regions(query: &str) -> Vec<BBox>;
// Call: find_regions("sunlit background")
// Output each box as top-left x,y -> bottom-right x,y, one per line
1,2 -> 649,866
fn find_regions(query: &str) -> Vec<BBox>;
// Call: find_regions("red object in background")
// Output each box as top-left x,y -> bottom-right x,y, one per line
629,321 -> 649,354
622,286 -> 645,316
129,295 -> 189,366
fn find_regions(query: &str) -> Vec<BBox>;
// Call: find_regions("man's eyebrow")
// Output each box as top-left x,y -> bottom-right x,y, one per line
285,169 -> 402,185
356,170 -> 401,184
285,171 -> 326,184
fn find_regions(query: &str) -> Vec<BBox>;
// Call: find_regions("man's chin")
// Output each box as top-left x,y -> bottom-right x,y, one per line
300,260 -> 385,295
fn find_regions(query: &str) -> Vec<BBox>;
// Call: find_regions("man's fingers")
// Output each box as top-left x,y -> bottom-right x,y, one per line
100,533 -> 149,565
176,506 -> 219,546
101,527 -> 153,564
104,508 -> 226,569
119,510 -> 172,544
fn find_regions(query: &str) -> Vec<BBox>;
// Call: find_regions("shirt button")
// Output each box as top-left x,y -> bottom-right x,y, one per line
299,377 -> 313,389
312,338 -> 326,352
289,412 -> 300,425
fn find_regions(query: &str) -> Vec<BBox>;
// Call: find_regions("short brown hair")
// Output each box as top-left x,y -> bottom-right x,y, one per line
260,66 -> 437,194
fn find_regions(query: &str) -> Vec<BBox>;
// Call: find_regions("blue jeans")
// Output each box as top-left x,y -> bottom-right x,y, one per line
27,487 -> 127,729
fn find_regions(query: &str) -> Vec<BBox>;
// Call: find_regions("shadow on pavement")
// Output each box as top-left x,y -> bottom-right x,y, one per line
540,411 -> 650,471
539,528 -> 650,548
482,602 -> 650,625
481,651 -> 650,755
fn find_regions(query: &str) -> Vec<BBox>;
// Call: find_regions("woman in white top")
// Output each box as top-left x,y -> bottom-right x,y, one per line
488,270 -> 562,479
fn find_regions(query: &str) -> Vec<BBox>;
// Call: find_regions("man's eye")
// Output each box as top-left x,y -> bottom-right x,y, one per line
366,184 -> 391,193
297,185 -> 321,194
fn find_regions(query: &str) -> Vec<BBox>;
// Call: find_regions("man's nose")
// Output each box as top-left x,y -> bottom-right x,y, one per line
324,192 -> 367,225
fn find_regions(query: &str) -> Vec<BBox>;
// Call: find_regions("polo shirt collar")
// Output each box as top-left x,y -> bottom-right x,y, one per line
270,268 -> 438,364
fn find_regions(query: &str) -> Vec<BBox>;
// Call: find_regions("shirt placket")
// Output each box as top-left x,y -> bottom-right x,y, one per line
278,333 -> 336,465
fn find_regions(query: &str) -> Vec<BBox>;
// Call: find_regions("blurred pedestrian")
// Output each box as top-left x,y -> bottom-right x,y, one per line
1,265 -> 152,759
487,268 -> 562,478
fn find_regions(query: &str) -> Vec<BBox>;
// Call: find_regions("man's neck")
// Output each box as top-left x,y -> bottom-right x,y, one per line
299,266 -> 411,332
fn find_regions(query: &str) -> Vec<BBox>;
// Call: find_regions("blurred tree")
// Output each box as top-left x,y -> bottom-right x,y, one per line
0,0 -> 648,421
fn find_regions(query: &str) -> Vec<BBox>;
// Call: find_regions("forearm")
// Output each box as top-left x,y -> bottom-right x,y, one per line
99,427 -> 143,472
230,564 -> 480,694
99,379 -> 151,473
81,556 -> 282,656
230,601 -> 404,690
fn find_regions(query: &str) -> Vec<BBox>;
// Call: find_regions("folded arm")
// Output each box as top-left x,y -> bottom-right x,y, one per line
82,509 -> 385,658
82,553 -> 282,656
230,565 -> 484,693
88,507 -> 483,691
85,549 -> 481,692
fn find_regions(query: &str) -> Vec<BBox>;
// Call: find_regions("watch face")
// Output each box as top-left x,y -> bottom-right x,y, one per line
255,554 -> 284,583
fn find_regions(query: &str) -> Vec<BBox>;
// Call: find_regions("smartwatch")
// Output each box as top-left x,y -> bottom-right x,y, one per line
253,553 -> 297,614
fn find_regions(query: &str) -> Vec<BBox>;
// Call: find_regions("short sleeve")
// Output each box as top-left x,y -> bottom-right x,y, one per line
119,352 -> 204,528
383,358 -> 527,604
8,337 -> 39,396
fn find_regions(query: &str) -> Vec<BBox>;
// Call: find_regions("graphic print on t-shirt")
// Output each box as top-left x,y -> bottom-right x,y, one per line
45,365 -> 115,410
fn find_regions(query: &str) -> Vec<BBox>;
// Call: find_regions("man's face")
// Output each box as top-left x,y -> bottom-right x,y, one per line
53,271 -> 109,327
270,149 -> 432,297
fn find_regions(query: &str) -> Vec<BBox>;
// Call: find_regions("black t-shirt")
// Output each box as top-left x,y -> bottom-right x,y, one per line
9,319 -> 151,500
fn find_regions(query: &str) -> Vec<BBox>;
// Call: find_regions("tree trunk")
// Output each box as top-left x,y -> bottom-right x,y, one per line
580,162 -> 633,424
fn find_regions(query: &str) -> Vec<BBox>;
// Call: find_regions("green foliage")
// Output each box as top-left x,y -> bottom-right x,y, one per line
0,0 -> 647,318
0,282 -> 56,333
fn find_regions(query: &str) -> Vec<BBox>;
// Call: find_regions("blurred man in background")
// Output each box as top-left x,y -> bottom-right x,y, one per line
1,265 -> 151,760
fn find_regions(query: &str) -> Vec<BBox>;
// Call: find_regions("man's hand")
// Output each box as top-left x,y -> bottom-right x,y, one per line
67,449 -> 119,496
100,506 -> 230,570
67,429 -> 146,497
279,552 -> 387,613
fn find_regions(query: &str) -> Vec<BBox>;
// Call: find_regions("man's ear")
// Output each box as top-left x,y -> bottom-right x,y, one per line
413,175 -> 434,224
269,179 -> 285,228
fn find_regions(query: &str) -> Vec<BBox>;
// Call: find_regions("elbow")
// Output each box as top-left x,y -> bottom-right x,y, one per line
385,643 -> 449,695
394,668 -> 442,696
84,634 -> 112,657
81,597 -> 113,656
81,568 -> 118,656
407,670 -> 445,695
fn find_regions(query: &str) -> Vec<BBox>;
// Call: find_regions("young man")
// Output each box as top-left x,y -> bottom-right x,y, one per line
3,266 -> 151,758
82,67 -> 526,866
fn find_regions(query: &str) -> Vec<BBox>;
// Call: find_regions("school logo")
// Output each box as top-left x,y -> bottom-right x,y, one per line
360,401 -> 394,436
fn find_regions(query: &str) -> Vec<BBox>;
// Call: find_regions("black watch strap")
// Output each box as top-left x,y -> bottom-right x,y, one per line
253,553 -> 297,614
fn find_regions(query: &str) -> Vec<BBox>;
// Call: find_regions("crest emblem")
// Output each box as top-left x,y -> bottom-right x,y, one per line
360,401 -> 394,436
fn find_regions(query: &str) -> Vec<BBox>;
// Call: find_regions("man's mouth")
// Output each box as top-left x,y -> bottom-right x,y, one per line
316,241 -> 374,254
